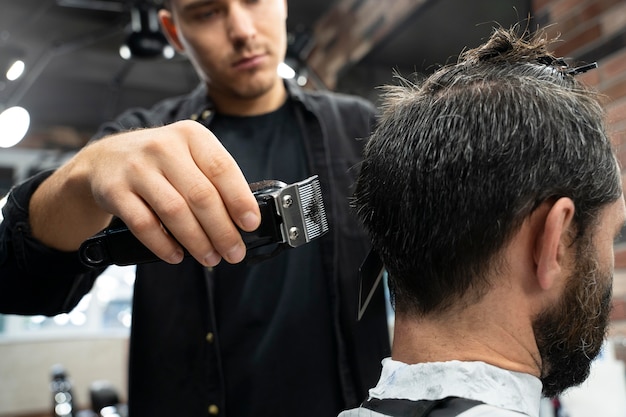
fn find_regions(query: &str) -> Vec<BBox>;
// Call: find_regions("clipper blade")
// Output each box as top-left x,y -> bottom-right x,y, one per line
276,176 -> 328,248
298,177 -> 328,241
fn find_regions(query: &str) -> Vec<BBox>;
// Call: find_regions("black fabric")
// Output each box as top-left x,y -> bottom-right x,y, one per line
362,397 -> 484,417
208,99 -> 307,184
0,170 -> 103,315
0,80 -> 391,417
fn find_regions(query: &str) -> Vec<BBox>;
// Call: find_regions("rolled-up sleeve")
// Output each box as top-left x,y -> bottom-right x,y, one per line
0,170 -> 102,316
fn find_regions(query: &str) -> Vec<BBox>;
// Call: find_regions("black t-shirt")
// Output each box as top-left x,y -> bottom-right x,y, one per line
208,100 -> 342,416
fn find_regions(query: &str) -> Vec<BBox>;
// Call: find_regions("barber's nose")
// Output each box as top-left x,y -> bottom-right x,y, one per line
227,4 -> 256,42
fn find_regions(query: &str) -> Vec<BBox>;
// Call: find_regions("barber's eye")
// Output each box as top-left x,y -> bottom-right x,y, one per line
194,8 -> 220,20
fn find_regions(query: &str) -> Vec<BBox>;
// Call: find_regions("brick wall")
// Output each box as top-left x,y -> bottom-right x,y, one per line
532,0 -> 626,347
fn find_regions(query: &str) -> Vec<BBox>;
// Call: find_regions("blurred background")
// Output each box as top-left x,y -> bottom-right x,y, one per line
1,0 -> 626,416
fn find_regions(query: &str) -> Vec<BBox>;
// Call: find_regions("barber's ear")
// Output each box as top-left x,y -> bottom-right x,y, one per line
159,9 -> 185,53
534,197 -> 576,290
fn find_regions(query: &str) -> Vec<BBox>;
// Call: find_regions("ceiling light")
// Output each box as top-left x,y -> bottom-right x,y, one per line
297,75 -> 308,86
0,106 -> 30,148
119,45 -> 132,60
277,62 -> 296,79
6,59 -> 25,81
162,45 -> 175,60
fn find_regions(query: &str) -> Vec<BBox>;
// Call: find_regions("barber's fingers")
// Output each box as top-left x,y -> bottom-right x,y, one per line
156,121 -> 261,264
114,192 -> 186,265
174,121 -> 261,232
132,163 -> 243,266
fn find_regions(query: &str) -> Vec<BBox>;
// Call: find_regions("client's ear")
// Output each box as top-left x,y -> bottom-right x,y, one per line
533,197 -> 575,291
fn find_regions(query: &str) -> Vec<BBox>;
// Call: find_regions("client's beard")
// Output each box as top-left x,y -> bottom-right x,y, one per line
533,236 -> 612,398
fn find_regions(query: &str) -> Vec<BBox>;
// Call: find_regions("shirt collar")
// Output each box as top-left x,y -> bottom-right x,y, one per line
368,358 -> 542,417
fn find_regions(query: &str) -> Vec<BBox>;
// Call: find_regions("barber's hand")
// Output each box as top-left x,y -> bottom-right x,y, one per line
30,120 -> 261,267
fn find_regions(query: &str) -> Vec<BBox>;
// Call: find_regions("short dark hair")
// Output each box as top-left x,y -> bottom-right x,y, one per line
353,27 -> 621,316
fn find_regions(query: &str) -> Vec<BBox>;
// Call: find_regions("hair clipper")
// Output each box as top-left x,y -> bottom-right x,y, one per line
79,175 -> 329,267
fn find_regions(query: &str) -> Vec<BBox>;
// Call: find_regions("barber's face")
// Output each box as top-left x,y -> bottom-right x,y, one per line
162,0 -> 287,100
534,197 -> 625,398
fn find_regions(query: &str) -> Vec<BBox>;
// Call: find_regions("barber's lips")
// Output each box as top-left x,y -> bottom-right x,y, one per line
232,55 -> 266,71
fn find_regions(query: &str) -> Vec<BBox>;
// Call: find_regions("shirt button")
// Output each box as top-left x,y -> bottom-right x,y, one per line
202,110 -> 212,120
206,332 -> 214,343
208,404 -> 219,415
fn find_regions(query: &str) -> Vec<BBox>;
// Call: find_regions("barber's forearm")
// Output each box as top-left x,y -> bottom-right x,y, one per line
29,157 -> 112,252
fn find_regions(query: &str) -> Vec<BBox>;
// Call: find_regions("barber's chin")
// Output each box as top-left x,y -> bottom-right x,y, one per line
233,74 -> 281,100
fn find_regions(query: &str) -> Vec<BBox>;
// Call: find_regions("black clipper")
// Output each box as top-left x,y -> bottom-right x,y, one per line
79,175 -> 329,267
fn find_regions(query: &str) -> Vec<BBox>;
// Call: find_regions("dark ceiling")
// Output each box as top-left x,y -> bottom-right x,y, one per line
0,0 -> 530,150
